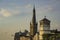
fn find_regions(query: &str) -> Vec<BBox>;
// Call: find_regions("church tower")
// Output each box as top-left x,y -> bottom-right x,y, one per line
39,16 -> 50,40
30,6 -> 37,36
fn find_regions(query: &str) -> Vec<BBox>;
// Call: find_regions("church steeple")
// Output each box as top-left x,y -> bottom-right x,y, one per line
30,5 -> 37,36
32,5 -> 36,25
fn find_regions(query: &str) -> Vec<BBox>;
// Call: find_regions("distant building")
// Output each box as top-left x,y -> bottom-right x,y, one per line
14,6 -> 60,40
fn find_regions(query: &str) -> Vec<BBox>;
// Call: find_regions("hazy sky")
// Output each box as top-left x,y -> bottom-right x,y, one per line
0,0 -> 60,40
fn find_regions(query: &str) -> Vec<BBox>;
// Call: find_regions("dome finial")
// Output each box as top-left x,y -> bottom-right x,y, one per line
44,16 -> 46,18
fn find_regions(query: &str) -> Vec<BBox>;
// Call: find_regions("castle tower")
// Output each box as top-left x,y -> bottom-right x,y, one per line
39,16 -> 50,40
30,6 -> 37,36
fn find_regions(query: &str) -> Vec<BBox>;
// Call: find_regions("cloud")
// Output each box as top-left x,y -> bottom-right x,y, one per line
0,8 -> 11,17
14,4 -> 33,15
0,4 -> 53,20
37,5 -> 53,14
25,4 -> 33,8
10,9 -> 21,15
0,8 -> 22,19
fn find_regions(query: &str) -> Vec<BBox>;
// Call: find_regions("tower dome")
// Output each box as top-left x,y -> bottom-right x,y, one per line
40,16 -> 50,25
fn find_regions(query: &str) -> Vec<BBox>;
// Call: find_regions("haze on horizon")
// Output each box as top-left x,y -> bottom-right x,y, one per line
0,0 -> 60,40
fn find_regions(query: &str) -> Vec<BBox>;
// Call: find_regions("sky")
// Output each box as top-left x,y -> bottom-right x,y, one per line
0,0 -> 60,40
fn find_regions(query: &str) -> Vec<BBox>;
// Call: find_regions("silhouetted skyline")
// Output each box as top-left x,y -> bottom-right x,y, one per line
0,0 -> 60,40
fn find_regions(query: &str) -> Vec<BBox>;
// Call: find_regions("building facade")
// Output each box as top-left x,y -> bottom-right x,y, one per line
39,17 -> 50,40
14,6 -> 60,40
